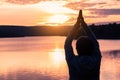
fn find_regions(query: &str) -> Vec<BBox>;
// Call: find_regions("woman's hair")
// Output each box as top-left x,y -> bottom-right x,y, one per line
76,36 -> 94,56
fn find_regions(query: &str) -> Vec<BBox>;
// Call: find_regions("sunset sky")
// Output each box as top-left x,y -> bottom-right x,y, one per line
0,0 -> 120,26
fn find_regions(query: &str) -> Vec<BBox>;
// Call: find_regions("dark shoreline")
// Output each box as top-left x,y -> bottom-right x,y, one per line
0,23 -> 120,39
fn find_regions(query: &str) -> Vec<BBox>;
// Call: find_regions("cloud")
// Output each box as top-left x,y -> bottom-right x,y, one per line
89,9 -> 120,15
5,0 -> 43,4
83,9 -> 120,18
65,0 -> 120,10
85,15 -> 107,18
65,1 -> 120,18
65,1 -> 106,10
3,0 -> 71,5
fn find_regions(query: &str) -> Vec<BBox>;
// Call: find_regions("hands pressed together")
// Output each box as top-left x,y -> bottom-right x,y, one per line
75,10 -> 86,30
77,10 -> 84,23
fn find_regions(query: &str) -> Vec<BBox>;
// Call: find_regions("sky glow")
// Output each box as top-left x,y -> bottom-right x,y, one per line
0,0 -> 120,26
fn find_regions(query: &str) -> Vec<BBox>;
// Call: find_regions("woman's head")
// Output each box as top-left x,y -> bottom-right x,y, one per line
76,36 -> 94,56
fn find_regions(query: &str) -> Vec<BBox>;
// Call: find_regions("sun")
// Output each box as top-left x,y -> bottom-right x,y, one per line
35,1 -> 76,26
47,14 -> 70,26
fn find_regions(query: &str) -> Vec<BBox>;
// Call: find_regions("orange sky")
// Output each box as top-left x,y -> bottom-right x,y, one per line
0,0 -> 120,26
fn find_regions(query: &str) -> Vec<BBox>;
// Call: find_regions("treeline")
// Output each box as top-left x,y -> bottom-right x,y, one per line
90,23 -> 120,39
0,23 -> 120,39
0,25 -> 71,37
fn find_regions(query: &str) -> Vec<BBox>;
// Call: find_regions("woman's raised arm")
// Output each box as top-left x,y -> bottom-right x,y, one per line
79,10 -> 99,47
64,11 -> 81,59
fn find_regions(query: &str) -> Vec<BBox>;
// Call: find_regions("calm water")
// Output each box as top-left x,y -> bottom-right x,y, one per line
0,36 -> 120,80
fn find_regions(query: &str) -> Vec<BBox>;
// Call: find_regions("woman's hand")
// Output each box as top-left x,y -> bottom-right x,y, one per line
74,10 -> 83,30
77,10 -> 84,23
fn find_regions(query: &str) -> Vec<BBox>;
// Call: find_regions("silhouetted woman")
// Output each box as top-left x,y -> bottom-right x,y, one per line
64,10 -> 102,80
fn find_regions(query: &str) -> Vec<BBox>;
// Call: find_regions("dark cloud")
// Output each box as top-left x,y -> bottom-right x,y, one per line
5,0 -> 43,4
81,9 -> 120,18
85,15 -> 107,18
89,9 -> 120,15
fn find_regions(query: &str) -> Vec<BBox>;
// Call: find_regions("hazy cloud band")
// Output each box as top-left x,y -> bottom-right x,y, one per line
5,0 -> 45,4
89,9 -> 120,15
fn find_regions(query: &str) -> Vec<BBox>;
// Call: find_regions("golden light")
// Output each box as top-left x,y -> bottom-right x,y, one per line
47,14 -> 70,26
49,48 -> 65,67
37,1 -> 75,14
35,1 -> 76,26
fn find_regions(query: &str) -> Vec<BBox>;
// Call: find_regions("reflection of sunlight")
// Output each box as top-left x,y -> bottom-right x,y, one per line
48,14 -> 69,26
49,48 -> 65,67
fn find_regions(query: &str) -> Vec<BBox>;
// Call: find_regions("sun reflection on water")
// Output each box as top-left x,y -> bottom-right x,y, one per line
0,37 -> 120,80
49,48 -> 65,67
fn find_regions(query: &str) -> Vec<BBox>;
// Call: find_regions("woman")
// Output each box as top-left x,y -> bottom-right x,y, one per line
64,10 -> 102,80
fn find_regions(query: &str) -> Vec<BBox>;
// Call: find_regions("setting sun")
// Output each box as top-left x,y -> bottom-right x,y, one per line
47,14 -> 70,26
35,1 -> 76,26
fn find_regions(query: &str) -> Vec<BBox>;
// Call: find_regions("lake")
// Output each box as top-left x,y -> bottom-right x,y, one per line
0,36 -> 120,80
